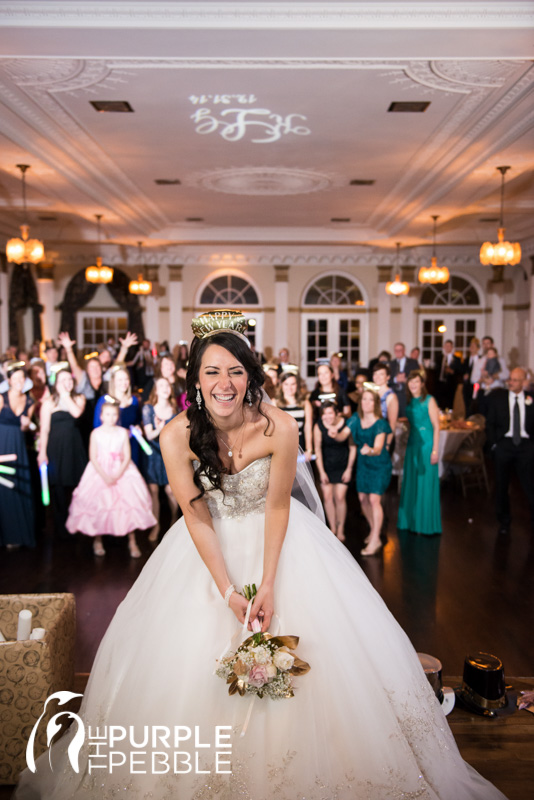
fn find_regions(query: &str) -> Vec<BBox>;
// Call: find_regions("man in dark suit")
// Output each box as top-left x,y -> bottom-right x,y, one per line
436,340 -> 462,410
486,367 -> 534,534
389,342 -> 419,417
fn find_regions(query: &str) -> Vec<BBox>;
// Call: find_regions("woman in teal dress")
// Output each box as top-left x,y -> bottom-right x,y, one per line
397,370 -> 442,535
347,386 -> 392,556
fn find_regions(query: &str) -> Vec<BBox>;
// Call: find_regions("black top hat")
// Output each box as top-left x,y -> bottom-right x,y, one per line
454,652 -> 517,718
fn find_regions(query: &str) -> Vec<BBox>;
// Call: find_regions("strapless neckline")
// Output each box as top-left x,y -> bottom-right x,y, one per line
192,454 -> 272,478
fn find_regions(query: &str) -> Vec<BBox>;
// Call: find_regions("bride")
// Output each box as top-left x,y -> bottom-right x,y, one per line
15,311 -> 507,799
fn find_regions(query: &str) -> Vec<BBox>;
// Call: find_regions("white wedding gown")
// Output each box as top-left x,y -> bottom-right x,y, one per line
15,456 -> 507,799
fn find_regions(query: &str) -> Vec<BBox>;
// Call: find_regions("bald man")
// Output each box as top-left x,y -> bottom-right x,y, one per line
487,367 -> 534,534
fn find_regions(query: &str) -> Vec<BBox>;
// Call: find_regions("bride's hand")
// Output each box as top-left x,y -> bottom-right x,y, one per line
228,592 -> 252,627
250,584 -> 274,633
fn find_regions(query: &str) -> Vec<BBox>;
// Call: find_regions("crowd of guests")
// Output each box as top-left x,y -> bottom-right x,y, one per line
1,332 -> 532,558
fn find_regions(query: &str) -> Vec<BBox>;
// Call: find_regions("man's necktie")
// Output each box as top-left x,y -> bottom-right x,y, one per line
513,396 -> 521,446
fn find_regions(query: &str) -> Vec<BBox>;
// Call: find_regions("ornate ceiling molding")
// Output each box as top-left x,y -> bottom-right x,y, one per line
185,167 -> 339,196
1,2 -> 533,30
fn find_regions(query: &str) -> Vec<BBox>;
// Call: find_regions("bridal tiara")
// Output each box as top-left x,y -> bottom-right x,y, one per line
191,309 -> 251,348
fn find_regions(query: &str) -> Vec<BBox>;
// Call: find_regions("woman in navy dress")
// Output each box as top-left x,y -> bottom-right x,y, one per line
93,365 -> 142,467
0,362 -> 35,549
347,387 -> 392,556
142,377 -> 179,542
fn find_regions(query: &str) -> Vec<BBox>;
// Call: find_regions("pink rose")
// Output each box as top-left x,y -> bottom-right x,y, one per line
248,665 -> 270,688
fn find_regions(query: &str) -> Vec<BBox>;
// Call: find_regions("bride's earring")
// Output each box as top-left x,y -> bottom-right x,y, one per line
246,388 -> 252,406
196,388 -> 203,410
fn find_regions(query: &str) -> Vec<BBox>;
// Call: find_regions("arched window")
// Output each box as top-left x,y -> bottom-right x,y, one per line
303,274 -> 364,306
199,275 -> 259,306
420,276 -> 480,307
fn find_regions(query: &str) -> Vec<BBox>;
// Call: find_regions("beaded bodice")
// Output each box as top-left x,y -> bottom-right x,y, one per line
194,455 -> 271,519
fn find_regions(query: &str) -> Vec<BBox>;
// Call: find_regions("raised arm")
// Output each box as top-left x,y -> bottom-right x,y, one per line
160,414 -> 251,626
116,331 -> 139,364
57,332 -> 84,384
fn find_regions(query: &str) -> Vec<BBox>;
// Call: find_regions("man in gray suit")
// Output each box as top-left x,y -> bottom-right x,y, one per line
389,342 -> 419,417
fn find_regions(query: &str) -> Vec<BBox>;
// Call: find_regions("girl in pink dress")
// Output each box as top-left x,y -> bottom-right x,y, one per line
66,399 -> 156,557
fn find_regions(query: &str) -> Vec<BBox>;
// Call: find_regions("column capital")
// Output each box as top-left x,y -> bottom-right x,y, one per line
36,260 -> 55,281
377,265 -> 392,284
168,264 -> 183,282
490,264 -> 505,284
274,265 -> 290,282
145,264 -> 160,283
401,265 -> 416,284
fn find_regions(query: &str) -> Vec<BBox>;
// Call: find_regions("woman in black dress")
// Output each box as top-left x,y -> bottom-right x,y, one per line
309,362 -> 351,421
0,361 -> 35,549
38,367 -> 87,539
313,400 -> 356,541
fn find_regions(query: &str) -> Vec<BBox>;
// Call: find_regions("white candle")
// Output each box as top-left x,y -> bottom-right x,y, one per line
17,609 -> 32,641
29,628 -> 46,641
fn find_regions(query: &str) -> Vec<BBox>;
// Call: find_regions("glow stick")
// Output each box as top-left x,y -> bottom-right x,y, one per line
129,425 -> 153,456
297,454 -> 316,462
0,454 -> 16,462
39,463 -> 50,506
0,476 -> 14,489
0,465 -> 15,475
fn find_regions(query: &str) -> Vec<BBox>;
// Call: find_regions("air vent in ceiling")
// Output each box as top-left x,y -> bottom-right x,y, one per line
388,101 -> 430,113
154,179 -> 181,185
185,217 -> 204,222
90,100 -> 134,113
331,218 -> 351,223
350,179 -> 375,186
479,217 -> 499,223
38,215 -> 58,221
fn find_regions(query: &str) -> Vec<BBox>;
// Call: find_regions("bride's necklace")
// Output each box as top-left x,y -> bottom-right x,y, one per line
216,418 -> 246,459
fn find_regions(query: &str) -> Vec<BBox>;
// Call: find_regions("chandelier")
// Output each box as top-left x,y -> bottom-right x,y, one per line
6,164 -> 45,265
129,241 -> 152,295
480,166 -> 521,266
418,215 -> 449,284
85,215 -> 113,284
385,243 -> 410,296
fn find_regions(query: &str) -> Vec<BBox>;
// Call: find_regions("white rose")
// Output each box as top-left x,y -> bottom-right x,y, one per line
252,646 -> 271,665
273,650 -> 295,671
265,664 -> 277,678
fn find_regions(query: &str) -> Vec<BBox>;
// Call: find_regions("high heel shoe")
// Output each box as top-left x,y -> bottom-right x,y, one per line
93,541 -> 106,556
360,542 -> 383,557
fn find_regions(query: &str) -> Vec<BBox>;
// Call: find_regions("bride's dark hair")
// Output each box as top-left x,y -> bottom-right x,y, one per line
186,332 -> 271,504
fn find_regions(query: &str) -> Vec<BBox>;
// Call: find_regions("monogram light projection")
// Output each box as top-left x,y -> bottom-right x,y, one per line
189,94 -> 310,143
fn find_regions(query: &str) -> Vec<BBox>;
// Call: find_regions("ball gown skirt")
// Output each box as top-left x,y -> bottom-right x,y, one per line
66,427 -> 156,537
15,457 -> 506,799
397,396 -> 442,535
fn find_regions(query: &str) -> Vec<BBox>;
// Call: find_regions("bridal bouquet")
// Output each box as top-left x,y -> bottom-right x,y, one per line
216,584 -> 310,699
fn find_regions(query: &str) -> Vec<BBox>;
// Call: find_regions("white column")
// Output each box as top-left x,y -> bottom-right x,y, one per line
274,265 -> 289,355
490,266 -> 505,352
144,264 -> 160,344
36,262 -> 55,342
376,266 -> 392,353
168,265 -> 184,346
528,258 -> 534,369
0,261 -> 8,352
399,266 -> 417,348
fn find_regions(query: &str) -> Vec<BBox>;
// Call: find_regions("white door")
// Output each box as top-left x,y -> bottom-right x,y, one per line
300,313 -> 366,388
419,315 -> 478,368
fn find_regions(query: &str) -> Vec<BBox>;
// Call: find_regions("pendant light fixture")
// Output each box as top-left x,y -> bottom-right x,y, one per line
6,164 -> 45,264
129,241 -> 152,295
385,243 -> 410,296
85,215 -> 113,284
480,166 -> 521,266
418,215 -> 450,284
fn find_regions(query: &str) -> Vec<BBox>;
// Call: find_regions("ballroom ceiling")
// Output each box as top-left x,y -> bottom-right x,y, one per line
0,0 -> 533,259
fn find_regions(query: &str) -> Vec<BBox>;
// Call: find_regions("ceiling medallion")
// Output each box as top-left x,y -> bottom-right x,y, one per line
186,167 -> 336,196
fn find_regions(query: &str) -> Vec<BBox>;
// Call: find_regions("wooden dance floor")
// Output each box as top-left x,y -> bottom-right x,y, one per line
1,471 -> 533,799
